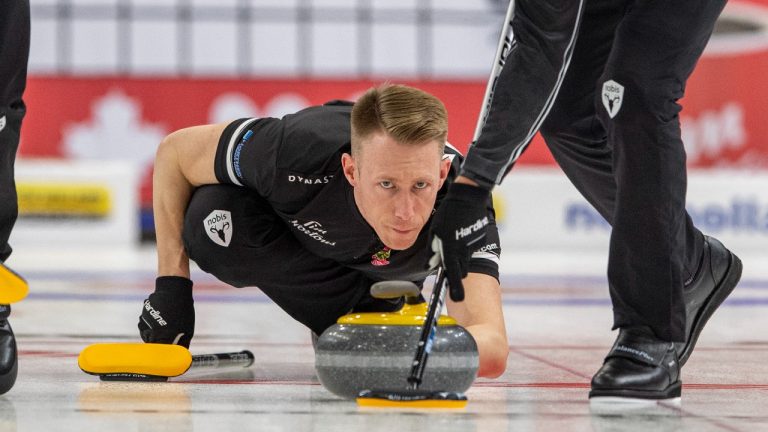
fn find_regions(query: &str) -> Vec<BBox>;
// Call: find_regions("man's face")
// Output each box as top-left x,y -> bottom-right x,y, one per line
342,132 -> 450,250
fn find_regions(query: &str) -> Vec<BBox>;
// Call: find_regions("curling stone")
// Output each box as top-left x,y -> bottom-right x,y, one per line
314,281 -> 478,399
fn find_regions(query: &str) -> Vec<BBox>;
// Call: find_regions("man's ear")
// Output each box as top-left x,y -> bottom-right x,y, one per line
438,156 -> 451,188
341,153 -> 357,186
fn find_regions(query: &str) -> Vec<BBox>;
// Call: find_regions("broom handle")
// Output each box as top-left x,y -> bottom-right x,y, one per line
406,267 -> 447,389
190,350 -> 255,370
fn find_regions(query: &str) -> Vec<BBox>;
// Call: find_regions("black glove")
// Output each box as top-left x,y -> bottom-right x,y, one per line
429,182 -> 491,302
138,276 -> 195,348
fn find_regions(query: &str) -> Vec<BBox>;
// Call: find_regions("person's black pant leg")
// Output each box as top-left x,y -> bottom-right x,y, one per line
0,0 -> 30,262
0,108 -> 24,263
462,0 -> 585,186
595,0 -> 725,342
540,0 -> 626,223
541,0 -> 712,341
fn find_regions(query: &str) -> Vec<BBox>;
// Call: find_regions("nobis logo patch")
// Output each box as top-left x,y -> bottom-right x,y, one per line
602,80 -> 624,119
204,210 -> 232,247
0,115 -> 5,133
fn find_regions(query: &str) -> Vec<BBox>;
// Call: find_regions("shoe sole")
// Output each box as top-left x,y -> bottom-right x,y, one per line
589,380 -> 682,401
679,252 -> 743,367
589,396 -> 681,415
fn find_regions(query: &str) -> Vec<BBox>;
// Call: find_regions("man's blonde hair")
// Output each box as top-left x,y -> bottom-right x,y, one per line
350,83 -> 448,157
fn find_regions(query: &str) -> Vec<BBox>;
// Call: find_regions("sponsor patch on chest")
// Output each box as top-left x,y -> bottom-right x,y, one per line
288,174 -> 334,185
290,220 -> 337,246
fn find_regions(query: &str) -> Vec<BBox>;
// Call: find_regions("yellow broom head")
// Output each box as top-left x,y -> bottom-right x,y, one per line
78,343 -> 193,381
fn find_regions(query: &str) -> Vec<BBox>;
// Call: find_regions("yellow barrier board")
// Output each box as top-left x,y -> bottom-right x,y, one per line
16,182 -> 112,218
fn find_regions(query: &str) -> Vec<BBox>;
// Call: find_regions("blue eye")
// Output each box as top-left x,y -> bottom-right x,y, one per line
380,181 -> 394,189
414,182 -> 428,189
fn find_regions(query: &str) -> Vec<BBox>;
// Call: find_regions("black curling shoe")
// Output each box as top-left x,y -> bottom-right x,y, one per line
590,236 -> 742,402
589,326 -> 681,401
0,305 -> 17,395
677,236 -> 742,366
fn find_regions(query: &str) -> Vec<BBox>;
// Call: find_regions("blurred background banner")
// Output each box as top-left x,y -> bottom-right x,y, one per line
14,0 -> 768,248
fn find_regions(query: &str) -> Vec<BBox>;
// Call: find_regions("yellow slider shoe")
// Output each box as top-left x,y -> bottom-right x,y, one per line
0,262 -> 28,304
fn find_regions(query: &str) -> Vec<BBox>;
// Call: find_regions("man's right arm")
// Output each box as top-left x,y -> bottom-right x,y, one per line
138,123 -> 228,348
153,124 -> 227,278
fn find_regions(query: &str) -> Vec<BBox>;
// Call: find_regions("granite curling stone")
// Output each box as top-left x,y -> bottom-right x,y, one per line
314,281 -> 479,399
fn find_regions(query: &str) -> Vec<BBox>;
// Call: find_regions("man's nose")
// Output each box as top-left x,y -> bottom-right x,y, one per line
393,191 -> 416,220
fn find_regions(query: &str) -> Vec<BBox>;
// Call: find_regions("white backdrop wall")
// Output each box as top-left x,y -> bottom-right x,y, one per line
28,0 -> 508,78
493,168 -> 768,256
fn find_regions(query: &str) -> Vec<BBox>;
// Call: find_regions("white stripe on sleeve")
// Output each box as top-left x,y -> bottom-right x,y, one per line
225,118 -> 260,186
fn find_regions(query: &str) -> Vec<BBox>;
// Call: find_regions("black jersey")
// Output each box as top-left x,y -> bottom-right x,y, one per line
213,101 -> 500,284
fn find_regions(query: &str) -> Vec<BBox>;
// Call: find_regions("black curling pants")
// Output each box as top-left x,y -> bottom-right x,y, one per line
464,0 -> 725,342
0,0 -> 30,263
538,0 -> 725,341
